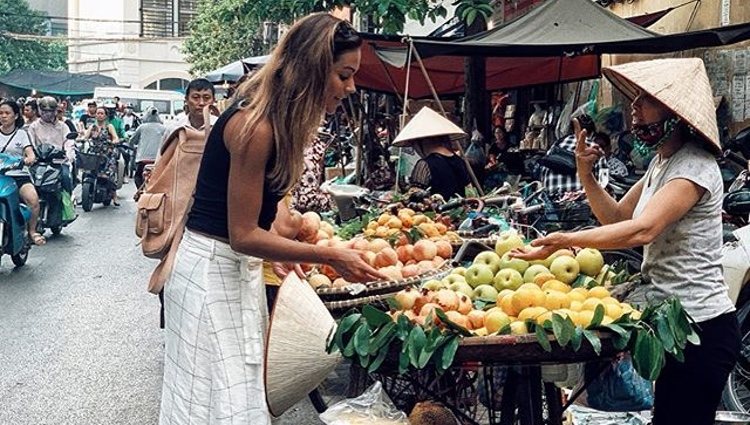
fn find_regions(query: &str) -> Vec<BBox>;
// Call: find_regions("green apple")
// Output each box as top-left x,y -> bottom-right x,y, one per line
575,248 -> 604,276
485,310 -> 512,334
422,279 -> 446,291
550,256 -> 580,284
494,230 -> 525,257
472,284 -> 499,302
493,268 -> 524,291
451,266 -> 468,276
523,264 -> 551,283
499,252 -> 530,275
449,281 -> 475,298
442,274 -> 466,287
465,263 -> 496,288
473,251 -> 502,274
545,249 -> 575,268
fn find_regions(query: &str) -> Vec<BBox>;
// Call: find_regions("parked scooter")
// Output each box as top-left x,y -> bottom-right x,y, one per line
29,138 -> 76,236
77,138 -> 119,212
0,153 -> 31,267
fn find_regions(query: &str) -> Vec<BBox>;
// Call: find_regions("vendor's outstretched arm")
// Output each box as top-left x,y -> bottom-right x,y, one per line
513,178 -> 704,259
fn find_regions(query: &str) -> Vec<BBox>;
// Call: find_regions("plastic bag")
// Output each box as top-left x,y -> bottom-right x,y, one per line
61,190 -> 76,221
585,355 -> 654,412
319,381 -> 409,425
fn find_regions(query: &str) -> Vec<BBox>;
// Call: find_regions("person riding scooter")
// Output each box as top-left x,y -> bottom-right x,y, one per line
83,106 -> 120,206
0,100 -> 44,246
26,97 -> 74,193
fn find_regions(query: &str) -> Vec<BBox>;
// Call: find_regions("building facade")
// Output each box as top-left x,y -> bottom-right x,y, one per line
67,0 -> 196,91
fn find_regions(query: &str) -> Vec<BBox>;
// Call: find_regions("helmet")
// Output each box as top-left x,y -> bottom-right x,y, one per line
38,96 -> 58,111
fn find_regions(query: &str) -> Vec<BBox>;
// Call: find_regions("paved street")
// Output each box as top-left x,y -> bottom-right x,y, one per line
0,184 -> 323,425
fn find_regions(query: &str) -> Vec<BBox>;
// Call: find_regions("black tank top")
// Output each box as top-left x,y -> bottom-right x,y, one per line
186,101 -> 282,239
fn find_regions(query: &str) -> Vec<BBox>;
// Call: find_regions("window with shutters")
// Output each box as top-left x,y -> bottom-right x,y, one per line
140,0 -> 198,37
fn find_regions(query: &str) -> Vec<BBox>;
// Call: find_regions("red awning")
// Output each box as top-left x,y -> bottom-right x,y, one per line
355,38 -> 600,98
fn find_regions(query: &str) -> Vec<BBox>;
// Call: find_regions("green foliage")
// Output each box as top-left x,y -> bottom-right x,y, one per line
453,0 -> 493,27
328,305 -> 461,374
182,0 -> 267,75
0,0 -> 67,74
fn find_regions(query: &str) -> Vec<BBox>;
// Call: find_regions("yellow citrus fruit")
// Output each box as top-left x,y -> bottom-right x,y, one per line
541,279 -> 572,293
497,289 -> 515,303
473,327 -> 488,337
567,290 -> 586,303
500,295 -> 519,317
367,221 -> 378,231
569,300 -> 584,312
555,309 -> 579,323
364,229 -> 376,237
574,310 -> 595,327
604,303 -> 624,320
582,298 -> 604,311
510,321 -> 529,335
601,296 -> 620,305
533,273 -> 557,286
630,310 -> 642,320
536,311 -> 554,326
543,290 -> 571,310
602,316 -> 614,325
620,303 -> 634,313
588,286 -> 610,299
519,283 -> 542,292
518,306 -> 548,322
512,287 -> 546,313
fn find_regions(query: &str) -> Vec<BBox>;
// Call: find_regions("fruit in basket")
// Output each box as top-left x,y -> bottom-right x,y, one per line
423,279 -> 446,291
434,289 -> 460,311
465,264 -> 495,287
472,284 -> 499,302
379,266 -> 403,281
332,277 -> 350,288
543,290 -> 571,310
494,230 -> 525,257
588,286 -> 610,299
518,306 -> 548,322
368,238 -> 391,253
541,280 -> 572,293
523,264 -> 551,283
499,293 -> 518,316
582,298 -> 604,311
485,310 -> 512,334
449,281 -> 474,299
307,273 -> 332,289
396,245 -> 413,263
394,287 -> 420,310
451,266 -> 467,276
576,248 -> 605,276
509,321 -> 529,335
533,272 -> 557,286
444,310 -> 470,329
499,252 -> 529,275
457,294 -> 473,315
549,256 -> 580,284
493,268 -> 524,291
413,239 -> 438,262
442,274 -> 466,286
419,303 -> 442,321
401,264 -> 421,278
467,310 -> 486,329
473,251 -> 502,273
374,248 -> 398,268
511,285 -> 546,312
435,240 -> 452,259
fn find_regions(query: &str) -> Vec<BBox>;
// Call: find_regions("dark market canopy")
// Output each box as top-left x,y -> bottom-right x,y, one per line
0,69 -> 120,96
204,55 -> 271,84
411,0 -> 750,58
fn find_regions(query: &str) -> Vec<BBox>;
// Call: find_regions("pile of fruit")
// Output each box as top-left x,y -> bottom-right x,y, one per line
389,229 -> 639,336
361,209 -> 460,246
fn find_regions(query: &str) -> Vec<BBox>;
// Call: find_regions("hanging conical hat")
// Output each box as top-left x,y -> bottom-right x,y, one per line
265,273 -> 341,417
392,106 -> 466,147
602,58 -> 721,155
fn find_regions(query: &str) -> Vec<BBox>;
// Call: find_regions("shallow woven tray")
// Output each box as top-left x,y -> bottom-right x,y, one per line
315,261 -> 453,301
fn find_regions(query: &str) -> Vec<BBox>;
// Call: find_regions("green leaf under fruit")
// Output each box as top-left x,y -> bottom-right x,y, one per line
582,330 -> 602,356
551,314 -> 573,347
590,304 -> 605,328
368,347 -> 389,373
535,326 -> 552,352
571,326 -> 584,351
363,304 -> 391,329
353,325 -> 371,357
441,337 -> 460,370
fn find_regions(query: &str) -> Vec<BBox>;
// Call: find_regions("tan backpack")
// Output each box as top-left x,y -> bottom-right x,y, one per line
135,107 -> 215,293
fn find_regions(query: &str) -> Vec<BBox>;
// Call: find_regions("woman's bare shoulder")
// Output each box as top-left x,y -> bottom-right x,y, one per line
223,109 -> 274,154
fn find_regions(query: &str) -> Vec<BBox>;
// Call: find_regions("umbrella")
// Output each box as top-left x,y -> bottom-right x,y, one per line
204,55 -> 271,84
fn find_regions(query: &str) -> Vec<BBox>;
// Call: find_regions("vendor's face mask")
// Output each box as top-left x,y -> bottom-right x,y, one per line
632,116 -> 680,156
40,109 -> 56,124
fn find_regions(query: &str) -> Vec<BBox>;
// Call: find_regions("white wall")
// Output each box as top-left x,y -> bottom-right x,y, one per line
67,0 -> 191,89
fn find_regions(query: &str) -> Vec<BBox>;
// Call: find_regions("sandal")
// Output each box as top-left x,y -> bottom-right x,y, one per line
31,233 -> 46,246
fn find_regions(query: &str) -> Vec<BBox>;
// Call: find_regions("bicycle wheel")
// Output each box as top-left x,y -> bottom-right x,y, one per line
723,329 -> 750,412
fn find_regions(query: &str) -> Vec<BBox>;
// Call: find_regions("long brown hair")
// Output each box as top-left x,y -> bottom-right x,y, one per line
233,13 -> 362,194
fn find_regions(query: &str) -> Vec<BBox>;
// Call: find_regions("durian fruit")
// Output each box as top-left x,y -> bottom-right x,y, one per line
408,400 -> 460,425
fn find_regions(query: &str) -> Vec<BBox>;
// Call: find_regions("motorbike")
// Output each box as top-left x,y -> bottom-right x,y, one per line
29,139 -> 75,236
0,153 -> 31,267
77,138 -> 121,212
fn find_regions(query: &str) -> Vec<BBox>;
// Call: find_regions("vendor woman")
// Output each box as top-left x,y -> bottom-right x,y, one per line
393,106 -> 472,200
513,58 -> 740,425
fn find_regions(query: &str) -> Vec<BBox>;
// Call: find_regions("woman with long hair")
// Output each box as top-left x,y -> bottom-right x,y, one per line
83,106 -> 120,205
159,13 -> 383,424
0,99 -> 43,245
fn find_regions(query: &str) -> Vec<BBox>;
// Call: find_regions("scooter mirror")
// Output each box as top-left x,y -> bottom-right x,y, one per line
66,132 -> 78,140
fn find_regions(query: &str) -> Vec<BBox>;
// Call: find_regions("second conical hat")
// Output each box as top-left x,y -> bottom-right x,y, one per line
392,106 -> 466,147
602,58 -> 721,155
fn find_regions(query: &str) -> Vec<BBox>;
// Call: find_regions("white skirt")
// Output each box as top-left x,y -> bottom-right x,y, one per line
159,229 -> 272,425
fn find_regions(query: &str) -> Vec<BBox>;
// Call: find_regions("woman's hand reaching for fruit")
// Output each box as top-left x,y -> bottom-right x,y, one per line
329,249 -> 387,283
510,232 -> 571,261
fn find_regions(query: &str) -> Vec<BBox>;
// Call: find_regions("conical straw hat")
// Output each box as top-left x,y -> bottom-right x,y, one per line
602,58 -> 721,155
265,273 -> 341,417
392,106 -> 466,147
